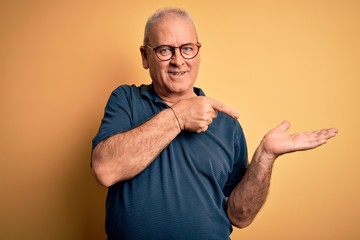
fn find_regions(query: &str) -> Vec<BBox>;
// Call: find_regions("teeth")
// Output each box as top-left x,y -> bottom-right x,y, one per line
170,72 -> 185,75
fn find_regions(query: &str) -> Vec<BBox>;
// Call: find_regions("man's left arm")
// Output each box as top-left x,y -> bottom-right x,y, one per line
227,121 -> 337,228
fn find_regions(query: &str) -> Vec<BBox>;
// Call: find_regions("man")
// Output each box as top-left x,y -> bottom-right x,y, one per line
91,8 -> 337,240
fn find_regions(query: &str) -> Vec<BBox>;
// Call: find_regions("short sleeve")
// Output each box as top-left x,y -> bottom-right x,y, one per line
222,126 -> 248,197
92,86 -> 133,150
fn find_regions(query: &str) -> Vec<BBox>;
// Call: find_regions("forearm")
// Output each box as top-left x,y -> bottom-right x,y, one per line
226,121 -> 338,228
92,108 -> 181,186
227,143 -> 275,228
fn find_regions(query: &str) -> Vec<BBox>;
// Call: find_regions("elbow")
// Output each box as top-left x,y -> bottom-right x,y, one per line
227,204 -> 255,229
91,144 -> 136,186
229,216 -> 254,229
92,164 -> 114,187
91,151 -> 119,187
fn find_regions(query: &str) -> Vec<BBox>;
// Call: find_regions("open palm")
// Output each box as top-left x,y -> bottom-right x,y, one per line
261,121 -> 338,159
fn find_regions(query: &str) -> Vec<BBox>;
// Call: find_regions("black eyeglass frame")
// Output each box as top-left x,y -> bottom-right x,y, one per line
145,43 -> 201,61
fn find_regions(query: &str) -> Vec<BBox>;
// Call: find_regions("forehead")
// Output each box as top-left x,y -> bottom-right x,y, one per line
148,15 -> 198,46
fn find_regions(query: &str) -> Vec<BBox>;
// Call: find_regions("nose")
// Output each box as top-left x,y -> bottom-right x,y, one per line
170,48 -> 185,66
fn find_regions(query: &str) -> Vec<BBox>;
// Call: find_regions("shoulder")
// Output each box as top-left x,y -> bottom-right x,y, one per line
111,84 -> 140,96
108,84 -> 152,102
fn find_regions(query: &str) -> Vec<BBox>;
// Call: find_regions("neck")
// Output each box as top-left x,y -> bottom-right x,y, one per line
154,87 -> 197,107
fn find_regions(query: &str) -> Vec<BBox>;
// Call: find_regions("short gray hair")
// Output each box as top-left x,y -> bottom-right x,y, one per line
143,7 -> 198,45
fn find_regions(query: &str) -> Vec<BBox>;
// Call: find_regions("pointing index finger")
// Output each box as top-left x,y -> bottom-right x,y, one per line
209,98 -> 239,119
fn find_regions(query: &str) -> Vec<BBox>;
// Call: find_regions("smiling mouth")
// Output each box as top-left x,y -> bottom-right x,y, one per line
168,71 -> 186,76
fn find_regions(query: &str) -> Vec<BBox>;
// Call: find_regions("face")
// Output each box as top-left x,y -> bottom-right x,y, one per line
140,15 -> 201,100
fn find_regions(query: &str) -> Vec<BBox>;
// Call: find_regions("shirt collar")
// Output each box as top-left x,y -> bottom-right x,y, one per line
140,84 -> 205,104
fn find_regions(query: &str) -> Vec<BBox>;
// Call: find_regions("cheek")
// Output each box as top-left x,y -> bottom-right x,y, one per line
191,60 -> 200,76
149,63 -> 168,81
150,59 -> 166,71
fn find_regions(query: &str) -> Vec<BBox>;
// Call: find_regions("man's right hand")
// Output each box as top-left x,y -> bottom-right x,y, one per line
172,96 -> 239,133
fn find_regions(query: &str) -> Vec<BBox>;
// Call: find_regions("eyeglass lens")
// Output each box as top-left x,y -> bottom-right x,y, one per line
154,44 -> 200,61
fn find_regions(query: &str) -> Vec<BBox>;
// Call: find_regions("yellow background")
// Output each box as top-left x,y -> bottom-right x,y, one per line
1,0 -> 359,239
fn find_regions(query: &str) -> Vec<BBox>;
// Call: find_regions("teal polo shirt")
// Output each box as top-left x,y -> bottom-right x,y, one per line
92,84 -> 248,240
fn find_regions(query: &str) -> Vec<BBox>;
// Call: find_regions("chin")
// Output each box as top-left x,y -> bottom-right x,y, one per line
167,81 -> 194,94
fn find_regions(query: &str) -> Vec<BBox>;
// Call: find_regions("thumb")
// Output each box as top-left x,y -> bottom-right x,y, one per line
275,120 -> 291,132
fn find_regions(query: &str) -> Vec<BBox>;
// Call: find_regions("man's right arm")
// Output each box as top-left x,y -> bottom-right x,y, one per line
91,96 -> 239,187
92,108 -> 181,187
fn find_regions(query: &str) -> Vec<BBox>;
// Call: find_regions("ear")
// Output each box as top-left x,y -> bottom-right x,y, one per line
140,46 -> 149,69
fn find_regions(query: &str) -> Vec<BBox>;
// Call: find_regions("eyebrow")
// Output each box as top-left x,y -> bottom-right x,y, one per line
155,42 -> 195,47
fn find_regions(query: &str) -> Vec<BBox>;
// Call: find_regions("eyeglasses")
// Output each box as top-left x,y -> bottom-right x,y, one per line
145,43 -> 201,61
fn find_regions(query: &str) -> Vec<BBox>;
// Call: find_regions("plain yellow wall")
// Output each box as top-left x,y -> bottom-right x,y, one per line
1,0 -> 359,239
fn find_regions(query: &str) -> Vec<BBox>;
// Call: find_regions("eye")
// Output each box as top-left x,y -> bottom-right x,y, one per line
157,46 -> 172,56
181,44 -> 195,55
